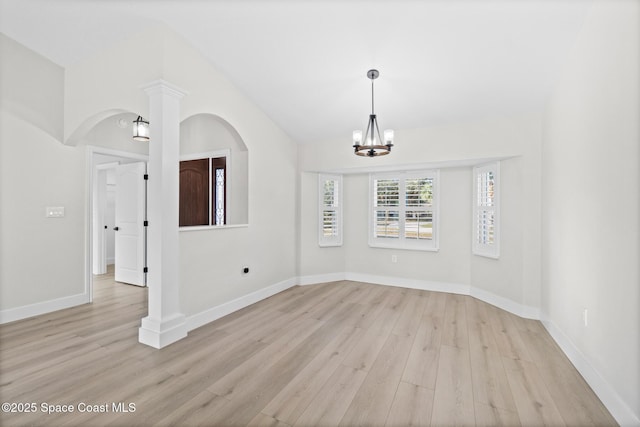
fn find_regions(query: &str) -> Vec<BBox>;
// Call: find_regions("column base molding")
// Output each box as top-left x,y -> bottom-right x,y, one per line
138,313 -> 187,349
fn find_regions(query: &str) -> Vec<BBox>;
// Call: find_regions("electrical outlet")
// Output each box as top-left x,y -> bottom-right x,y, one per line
391,255 -> 398,263
583,308 -> 588,327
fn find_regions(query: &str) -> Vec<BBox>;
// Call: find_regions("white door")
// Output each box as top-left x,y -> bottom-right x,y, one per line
115,162 -> 146,286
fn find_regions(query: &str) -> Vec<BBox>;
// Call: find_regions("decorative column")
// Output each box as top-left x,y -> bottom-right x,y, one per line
138,80 -> 188,349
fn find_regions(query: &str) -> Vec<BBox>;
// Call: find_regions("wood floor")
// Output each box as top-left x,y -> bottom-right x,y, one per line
0,269 -> 617,426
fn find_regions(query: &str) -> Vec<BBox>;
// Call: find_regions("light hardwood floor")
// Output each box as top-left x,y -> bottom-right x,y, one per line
0,269 -> 617,426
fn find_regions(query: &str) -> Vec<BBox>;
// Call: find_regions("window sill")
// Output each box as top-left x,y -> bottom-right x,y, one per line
318,242 -> 343,248
472,250 -> 500,259
368,241 -> 439,252
179,224 -> 249,232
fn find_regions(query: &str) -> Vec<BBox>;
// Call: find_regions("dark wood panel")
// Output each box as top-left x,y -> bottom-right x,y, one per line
179,159 -> 209,226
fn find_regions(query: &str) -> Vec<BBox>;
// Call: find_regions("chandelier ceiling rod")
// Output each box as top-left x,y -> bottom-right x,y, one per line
370,70 -> 375,115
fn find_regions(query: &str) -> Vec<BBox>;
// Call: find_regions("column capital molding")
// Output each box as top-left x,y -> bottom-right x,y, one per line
140,79 -> 188,99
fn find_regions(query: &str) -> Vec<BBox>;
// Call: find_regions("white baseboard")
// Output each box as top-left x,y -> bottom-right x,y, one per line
298,272 -> 537,319
298,272 -> 347,286
344,272 -> 471,296
185,277 -> 298,332
541,317 -> 640,427
470,286 -> 540,319
301,272 -> 469,296
0,292 -> 90,324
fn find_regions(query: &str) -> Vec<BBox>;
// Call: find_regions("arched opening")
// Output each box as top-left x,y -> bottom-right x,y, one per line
179,113 -> 249,225
70,110 -> 150,321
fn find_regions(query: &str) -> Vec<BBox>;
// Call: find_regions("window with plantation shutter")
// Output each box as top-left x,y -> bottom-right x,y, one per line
373,178 -> 399,239
318,174 -> 342,247
473,162 -> 500,258
370,170 -> 439,251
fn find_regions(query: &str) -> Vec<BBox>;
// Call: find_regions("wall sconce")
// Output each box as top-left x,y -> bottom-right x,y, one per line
133,116 -> 149,142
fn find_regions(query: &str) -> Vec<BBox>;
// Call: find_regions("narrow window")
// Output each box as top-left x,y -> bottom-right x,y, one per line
212,157 -> 226,226
179,155 -> 227,227
473,162 -> 500,258
370,170 -> 439,251
318,174 -> 343,247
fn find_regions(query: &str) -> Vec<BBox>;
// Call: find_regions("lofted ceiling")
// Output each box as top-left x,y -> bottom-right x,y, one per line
0,0 -> 593,144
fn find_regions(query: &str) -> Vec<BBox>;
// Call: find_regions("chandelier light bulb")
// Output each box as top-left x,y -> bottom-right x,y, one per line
384,129 -> 394,146
352,130 -> 363,145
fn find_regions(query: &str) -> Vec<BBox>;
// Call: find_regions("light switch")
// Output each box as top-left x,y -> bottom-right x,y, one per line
46,207 -> 65,218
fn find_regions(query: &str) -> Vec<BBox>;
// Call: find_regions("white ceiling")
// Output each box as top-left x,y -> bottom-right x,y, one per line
0,0 -> 593,144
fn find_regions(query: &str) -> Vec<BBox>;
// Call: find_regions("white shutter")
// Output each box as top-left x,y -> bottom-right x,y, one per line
473,162 -> 500,258
318,174 -> 343,247
369,170 -> 439,251
404,177 -> 434,241
374,178 -> 400,239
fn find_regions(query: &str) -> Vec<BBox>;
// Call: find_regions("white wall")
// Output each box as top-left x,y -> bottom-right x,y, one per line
299,172 -> 347,278
0,111 -> 86,311
0,34 -> 64,142
470,158 -> 522,306
0,35 -> 86,317
63,26 -> 165,144
146,27 -> 299,318
342,169 -> 472,286
299,114 -> 542,314
542,1 -> 639,423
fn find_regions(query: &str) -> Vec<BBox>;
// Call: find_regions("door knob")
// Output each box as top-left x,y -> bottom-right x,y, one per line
113,226 -> 119,231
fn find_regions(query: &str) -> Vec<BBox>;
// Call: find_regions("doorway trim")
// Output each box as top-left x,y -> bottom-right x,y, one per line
93,161 -> 119,276
86,145 -> 148,303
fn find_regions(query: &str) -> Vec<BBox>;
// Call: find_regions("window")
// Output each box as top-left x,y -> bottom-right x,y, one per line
318,174 -> 343,246
473,162 -> 500,258
179,155 -> 227,227
369,170 -> 439,251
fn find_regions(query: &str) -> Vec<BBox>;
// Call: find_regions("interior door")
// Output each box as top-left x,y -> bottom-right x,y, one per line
114,162 -> 146,286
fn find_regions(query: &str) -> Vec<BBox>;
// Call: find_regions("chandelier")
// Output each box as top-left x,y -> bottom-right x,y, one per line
352,69 -> 394,157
